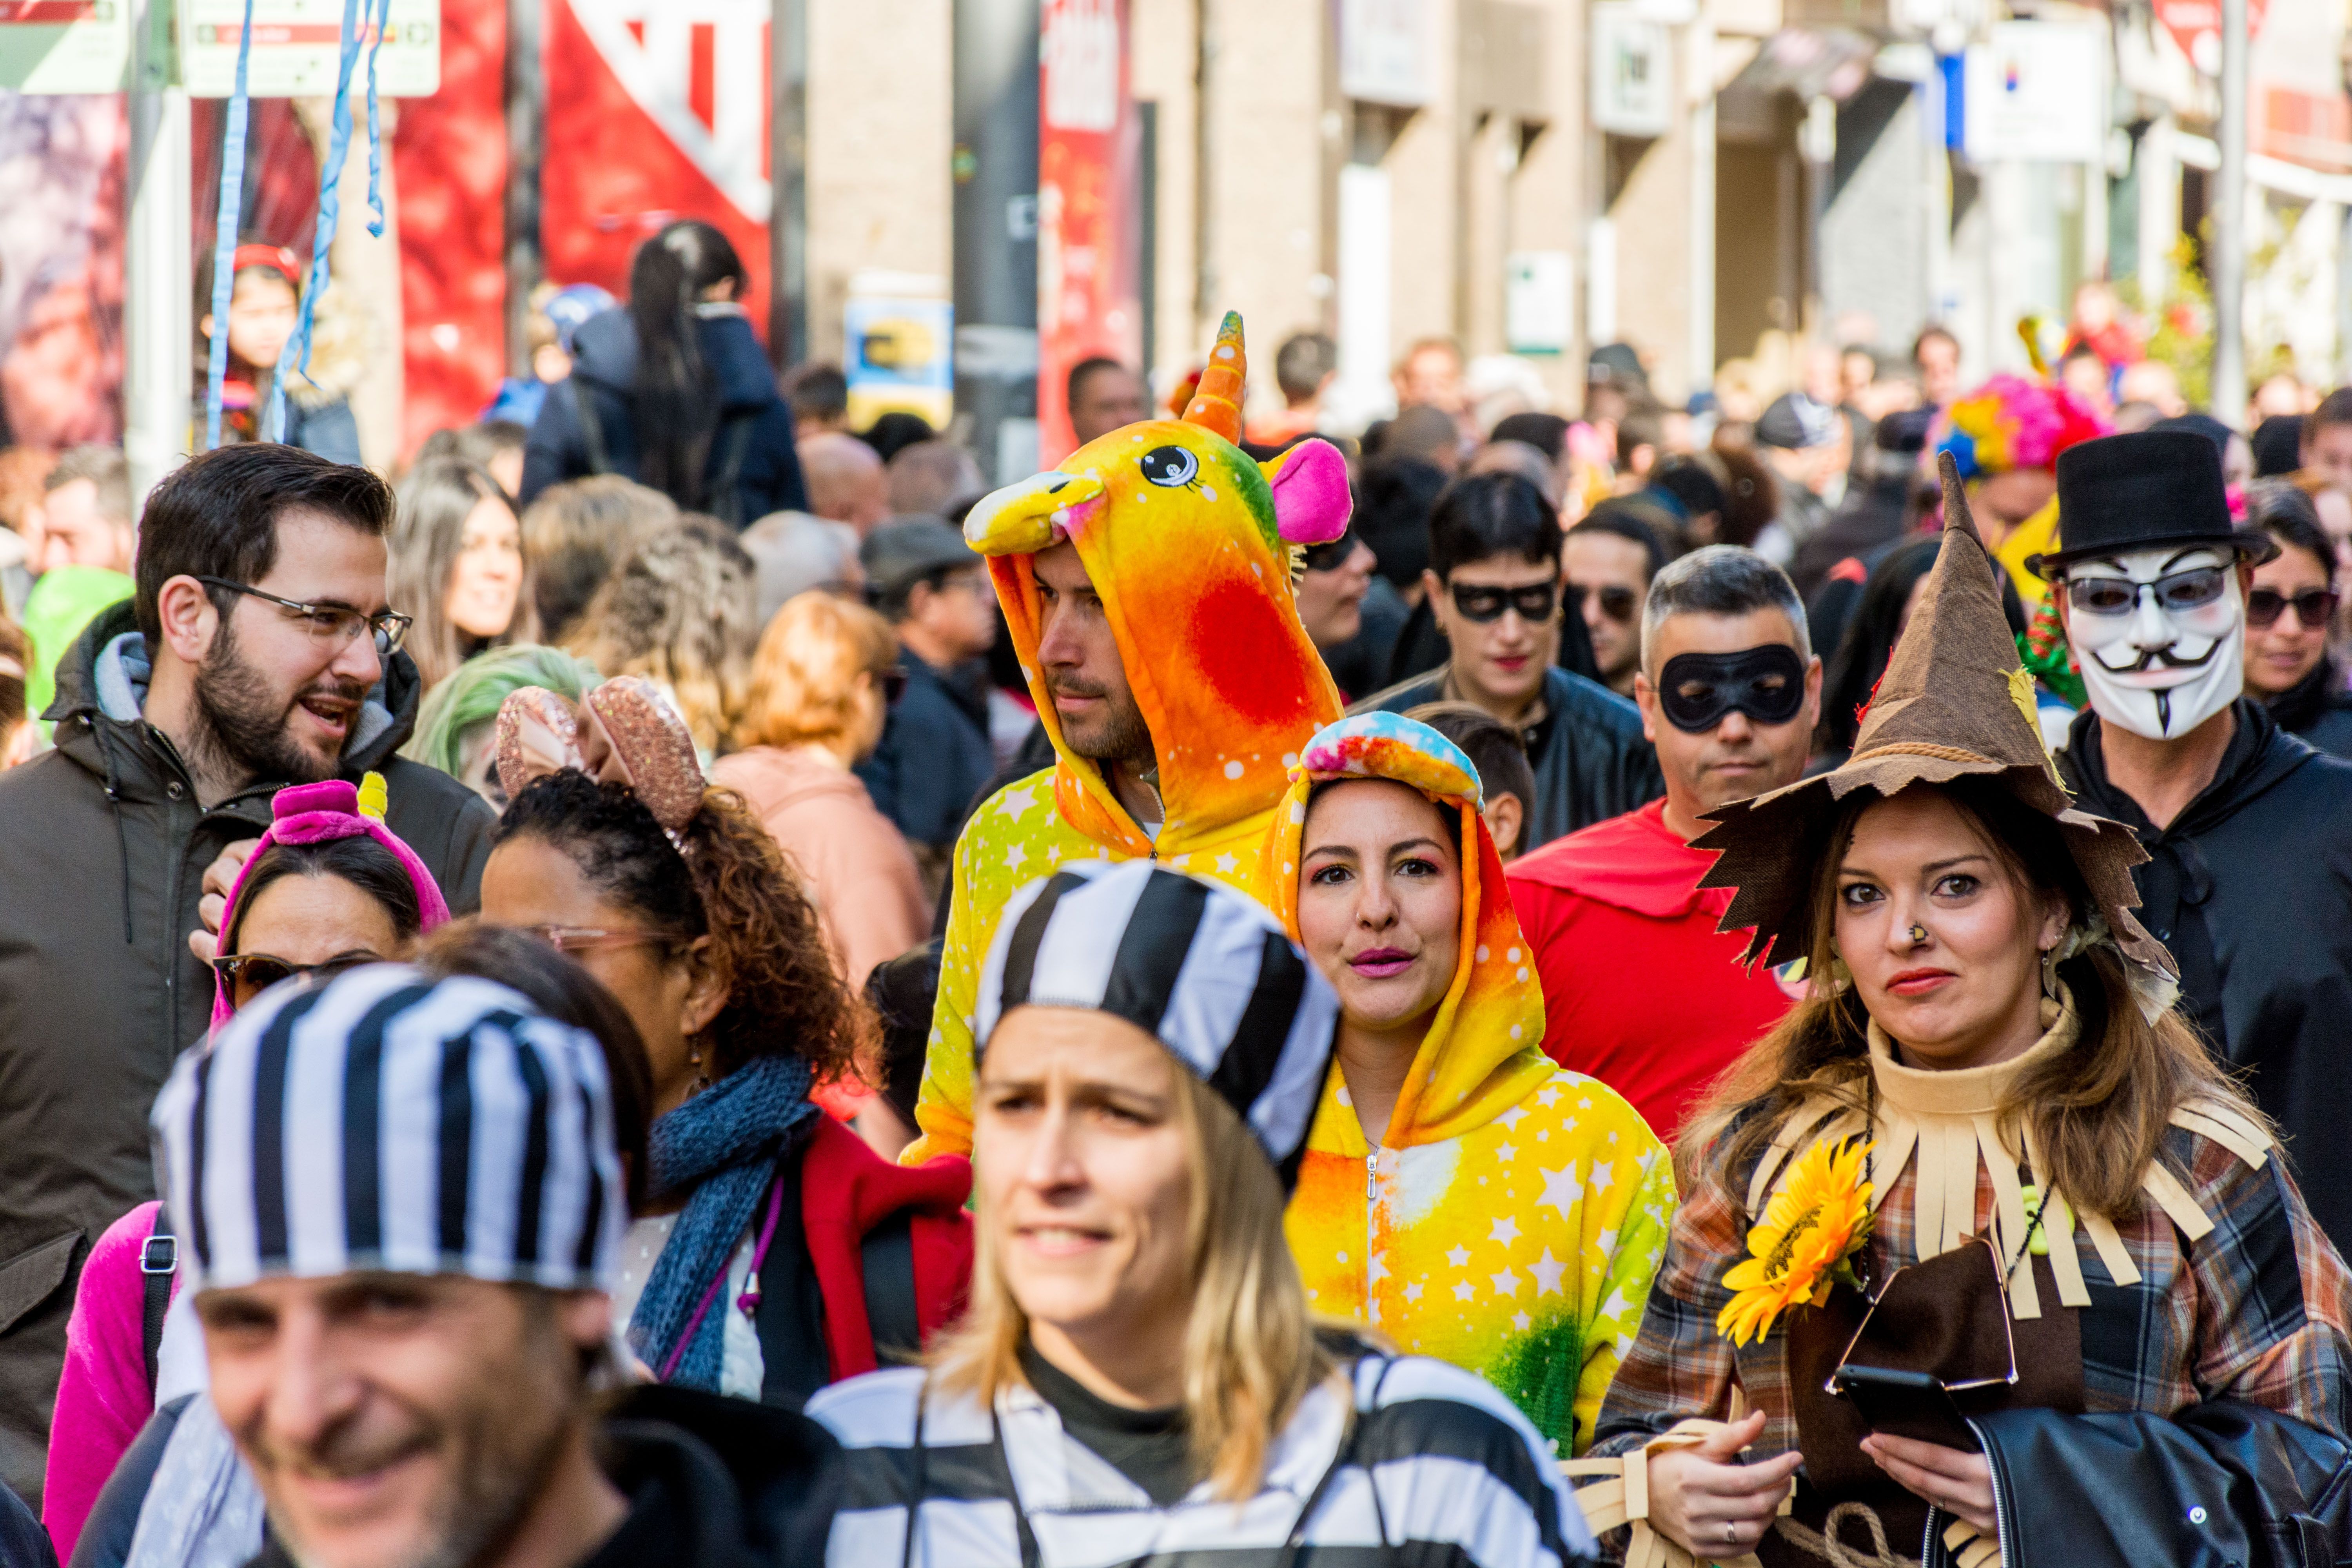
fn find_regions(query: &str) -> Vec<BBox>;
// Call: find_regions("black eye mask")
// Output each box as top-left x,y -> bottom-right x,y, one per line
1657,645 -> 1807,733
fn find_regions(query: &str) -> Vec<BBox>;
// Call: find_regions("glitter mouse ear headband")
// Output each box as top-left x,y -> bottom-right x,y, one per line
494,675 -> 705,847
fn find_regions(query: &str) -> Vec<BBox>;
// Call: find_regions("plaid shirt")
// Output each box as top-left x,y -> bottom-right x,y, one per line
1591,1121 -> 2352,1460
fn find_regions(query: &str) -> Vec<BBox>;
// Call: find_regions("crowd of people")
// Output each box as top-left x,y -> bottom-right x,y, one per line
0,220 -> 2345,1568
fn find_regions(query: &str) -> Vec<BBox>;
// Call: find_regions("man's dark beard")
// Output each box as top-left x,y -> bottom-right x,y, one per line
189,621 -> 354,791
1050,678 -> 1155,773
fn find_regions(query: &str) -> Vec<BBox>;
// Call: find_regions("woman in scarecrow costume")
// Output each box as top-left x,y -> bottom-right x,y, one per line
1568,458 -> 2352,1568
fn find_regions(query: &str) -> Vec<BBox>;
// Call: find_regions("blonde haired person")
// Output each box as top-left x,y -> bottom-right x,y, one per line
564,512 -> 757,757
1573,468 -> 2352,1568
713,590 -> 928,991
805,861 -> 1595,1566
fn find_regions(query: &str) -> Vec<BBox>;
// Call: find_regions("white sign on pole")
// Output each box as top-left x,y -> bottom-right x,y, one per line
1590,5 -> 1673,138
1506,250 -> 1573,355
1339,0 -> 1432,107
181,0 -> 441,98
0,0 -> 130,93
1963,20 -> 2107,163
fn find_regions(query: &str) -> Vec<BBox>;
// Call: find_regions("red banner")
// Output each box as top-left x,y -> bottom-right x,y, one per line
1037,0 -> 1140,465
539,0 -> 773,342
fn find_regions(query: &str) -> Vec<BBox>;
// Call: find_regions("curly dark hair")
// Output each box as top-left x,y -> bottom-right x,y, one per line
493,770 -> 864,1087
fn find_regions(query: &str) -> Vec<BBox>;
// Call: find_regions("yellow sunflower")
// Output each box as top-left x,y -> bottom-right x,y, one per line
1717,1136 -> 1875,1346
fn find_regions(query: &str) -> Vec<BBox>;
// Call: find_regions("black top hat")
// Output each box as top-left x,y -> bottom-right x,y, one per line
2028,429 -> 2278,579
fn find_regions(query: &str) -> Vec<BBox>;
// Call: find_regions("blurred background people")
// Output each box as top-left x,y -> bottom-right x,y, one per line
25,445 -> 132,577
196,242 -> 362,464
2242,480 -> 2352,755
1247,328 -> 1337,445
389,454 -> 537,690
564,514 -> 759,760
518,473 -> 677,644
1065,355 -> 1148,445
1565,503 -> 1672,697
796,429 -> 889,532
403,643 -> 603,805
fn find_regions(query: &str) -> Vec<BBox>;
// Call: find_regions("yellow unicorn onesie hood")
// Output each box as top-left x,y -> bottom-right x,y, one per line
1269,713 -> 1676,1455
904,312 -> 1352,1163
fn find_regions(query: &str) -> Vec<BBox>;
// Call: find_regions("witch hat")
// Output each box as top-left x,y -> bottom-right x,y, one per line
1691,453 -> 2172,981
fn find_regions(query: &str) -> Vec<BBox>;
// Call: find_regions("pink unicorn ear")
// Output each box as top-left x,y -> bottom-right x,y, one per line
1261,438 -> 1351,545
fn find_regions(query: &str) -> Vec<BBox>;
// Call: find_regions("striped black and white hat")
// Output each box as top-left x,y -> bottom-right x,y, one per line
151,965 -> 629,1294
976,862 -> 1341,1188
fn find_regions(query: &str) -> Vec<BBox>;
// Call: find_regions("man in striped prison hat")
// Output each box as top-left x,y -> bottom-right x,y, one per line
149,965 -> 840,1568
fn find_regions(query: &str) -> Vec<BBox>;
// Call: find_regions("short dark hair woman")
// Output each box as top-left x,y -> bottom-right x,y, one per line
2241,479 -> 2352,757
519,219 -> 809,527
806,860 -> 1600,1564
1569,481 -> 2352,1566
480,676 -> 971,1405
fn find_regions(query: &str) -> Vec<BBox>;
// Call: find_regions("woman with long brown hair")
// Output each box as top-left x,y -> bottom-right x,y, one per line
1569,468 -> 2352,1568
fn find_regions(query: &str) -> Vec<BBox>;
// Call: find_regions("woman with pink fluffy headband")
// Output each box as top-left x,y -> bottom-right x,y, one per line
1934,373 -> 2111,601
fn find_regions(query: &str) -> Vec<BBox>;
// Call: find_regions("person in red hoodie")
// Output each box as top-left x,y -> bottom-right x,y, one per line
1507,546 -> 1819,1142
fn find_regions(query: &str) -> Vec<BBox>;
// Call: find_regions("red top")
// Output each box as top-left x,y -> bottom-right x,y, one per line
1506,798 -> 1802,1143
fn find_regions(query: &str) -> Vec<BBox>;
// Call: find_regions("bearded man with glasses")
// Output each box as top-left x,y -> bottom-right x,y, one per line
0,444 -> 495,1506
2043,429 -> 2352,1255
1357,470 -> 1663,854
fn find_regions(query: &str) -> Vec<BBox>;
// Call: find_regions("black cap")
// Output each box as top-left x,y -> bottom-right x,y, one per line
2033,429 -> 2278,578
861,517 -> 980,597
1755,393 -> 1837,450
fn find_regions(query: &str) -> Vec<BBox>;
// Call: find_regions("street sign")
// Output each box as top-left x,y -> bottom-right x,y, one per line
180,0 -> 440,98
846,276 -> 954,430
0,0 -> 129,93
2154,0 -> 2267,77
1590,5 -> 1672,138
1339,0 -> 1434,107
1964,20 -> 2107,163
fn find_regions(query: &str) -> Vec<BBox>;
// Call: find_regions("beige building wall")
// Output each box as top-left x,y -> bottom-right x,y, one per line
804,0 -> 955,368
1132,0 -> 1203,394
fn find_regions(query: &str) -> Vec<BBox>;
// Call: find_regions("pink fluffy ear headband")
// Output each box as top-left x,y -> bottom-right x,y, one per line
493,675 -> 705,845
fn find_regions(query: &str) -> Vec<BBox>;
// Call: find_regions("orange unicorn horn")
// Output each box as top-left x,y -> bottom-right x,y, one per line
1182,311 -> 1246,443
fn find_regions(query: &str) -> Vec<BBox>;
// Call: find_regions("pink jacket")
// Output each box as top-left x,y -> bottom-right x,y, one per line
45,1201 -> 168,1560
710,745 -> 930,991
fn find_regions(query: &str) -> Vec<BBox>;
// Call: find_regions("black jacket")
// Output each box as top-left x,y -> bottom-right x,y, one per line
1964,1400 -> 2351,1568
521,307 -> 808,528
2266,657 -> 2352,760
0,603 -> 494,1504
2060,699 -> 2352,1252
855,650 -> 996,854
1355,665 -> 1664,853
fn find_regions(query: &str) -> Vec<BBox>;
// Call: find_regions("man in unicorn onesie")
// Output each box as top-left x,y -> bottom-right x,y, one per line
902,313 -> 1355,1163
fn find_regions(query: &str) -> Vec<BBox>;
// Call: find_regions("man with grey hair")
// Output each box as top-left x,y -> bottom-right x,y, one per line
1507,544 -> 1820,1141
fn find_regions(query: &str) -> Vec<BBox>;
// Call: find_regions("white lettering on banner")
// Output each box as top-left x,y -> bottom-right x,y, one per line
568,0 -> 771,222
1042,0 -> 1120,133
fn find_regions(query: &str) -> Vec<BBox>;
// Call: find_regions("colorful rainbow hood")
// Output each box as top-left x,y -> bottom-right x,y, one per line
1267,713 -> 1676,1454
903,312 -> 1353,1163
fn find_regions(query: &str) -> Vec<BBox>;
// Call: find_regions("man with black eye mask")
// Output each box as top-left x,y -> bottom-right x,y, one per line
2045,430 -> 2352,1253
1508,547 -> 1820,1142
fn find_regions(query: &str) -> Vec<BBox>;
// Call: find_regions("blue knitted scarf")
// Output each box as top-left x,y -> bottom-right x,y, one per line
628,1052 -> 817,1390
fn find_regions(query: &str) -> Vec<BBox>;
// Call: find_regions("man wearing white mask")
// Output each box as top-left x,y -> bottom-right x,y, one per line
2042,428 -> 2352,1252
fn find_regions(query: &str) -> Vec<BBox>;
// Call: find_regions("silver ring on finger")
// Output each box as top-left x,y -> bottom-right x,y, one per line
1724,1522 -> 1738,1545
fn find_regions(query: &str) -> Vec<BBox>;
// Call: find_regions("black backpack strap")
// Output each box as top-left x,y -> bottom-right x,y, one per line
704,412 -> 757,528
571,377 -> 613,476
860,1208 -> 921,1365
140,1205 -> 176,1395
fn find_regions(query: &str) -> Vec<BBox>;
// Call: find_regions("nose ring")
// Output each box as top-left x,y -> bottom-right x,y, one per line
1907,924 -> 1929,945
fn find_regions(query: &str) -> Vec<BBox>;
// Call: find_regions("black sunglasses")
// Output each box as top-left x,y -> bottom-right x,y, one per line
208,951 -> 379,999
1449,581 -> 1558,625
2060,566 -> 2229,618
1303,530 -> 1361,573
2247,586 -> 2340,630
1569,581 -> 1641,625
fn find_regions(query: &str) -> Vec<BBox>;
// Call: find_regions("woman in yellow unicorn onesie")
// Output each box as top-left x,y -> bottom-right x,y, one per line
1271,710 -> 1675,1455
903,312 -> 1356,1164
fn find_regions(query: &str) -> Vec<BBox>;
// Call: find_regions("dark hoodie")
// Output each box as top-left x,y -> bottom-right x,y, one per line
519,306 -> 808,527
0,601 -> 494,1506
2062,697 -> 2352,1252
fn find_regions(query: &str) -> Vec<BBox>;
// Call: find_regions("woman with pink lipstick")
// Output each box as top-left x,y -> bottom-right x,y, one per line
1271,711 -> 1673,1456
1577,469 -> 2352,1568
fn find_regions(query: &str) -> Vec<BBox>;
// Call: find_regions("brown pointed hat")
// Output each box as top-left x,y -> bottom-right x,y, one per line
1691,453 -> 2173,982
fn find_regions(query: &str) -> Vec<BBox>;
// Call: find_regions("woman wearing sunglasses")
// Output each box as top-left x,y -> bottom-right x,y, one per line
44,774 -> 450,1557
2240,482 -> 2352,758
1572,481 -> 2352,1568
478,675 -> 973,1408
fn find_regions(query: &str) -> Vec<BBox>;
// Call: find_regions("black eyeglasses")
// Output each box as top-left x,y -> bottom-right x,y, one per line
209,951 -> 379,1000
2060,566 -> 2229,619
1449,581 -> 1558,625
1302,530 -> 1361,573
198,577 -> 413,658
1569,581 -> 1641,625
2247,586 -> 2340,630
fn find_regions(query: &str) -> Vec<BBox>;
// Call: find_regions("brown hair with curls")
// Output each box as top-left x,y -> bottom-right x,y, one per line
494,769 -> 866,1087
1681,777 -> 2260,1223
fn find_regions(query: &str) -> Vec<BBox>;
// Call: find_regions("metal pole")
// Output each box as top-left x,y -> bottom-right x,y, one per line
2213,0 -> 2247,426
504,0 -> 543,379
124,0 -> 192,514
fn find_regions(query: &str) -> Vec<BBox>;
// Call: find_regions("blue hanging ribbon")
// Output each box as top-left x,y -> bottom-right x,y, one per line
200,0 -> 258,452
264,0 -> 392,445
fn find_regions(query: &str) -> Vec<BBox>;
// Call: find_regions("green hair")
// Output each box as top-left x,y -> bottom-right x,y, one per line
401,644 -> 602,779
